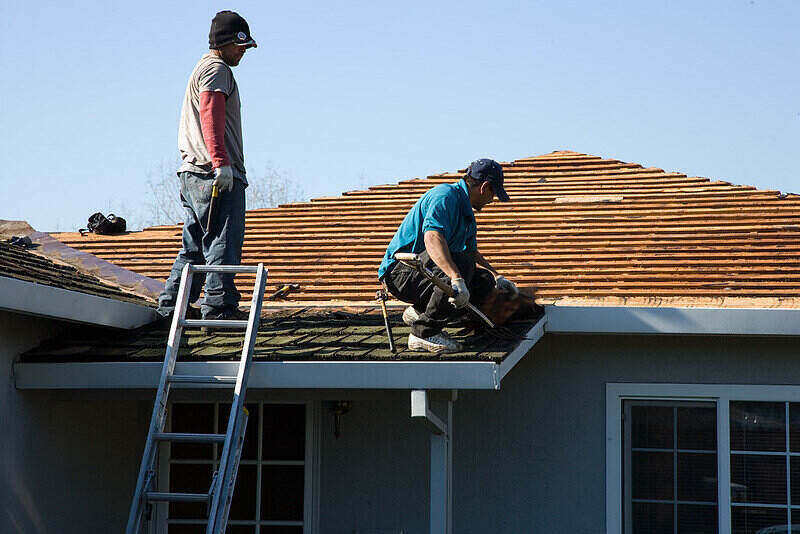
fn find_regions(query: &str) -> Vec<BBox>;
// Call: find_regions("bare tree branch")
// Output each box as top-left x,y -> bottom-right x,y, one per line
141,160 -> 305,227
143,158 -> 183,227
245,162 -> 305,209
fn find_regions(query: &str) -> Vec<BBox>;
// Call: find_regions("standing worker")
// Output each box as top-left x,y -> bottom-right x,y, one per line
157,10 -> 257,322
378,159 -> 520,353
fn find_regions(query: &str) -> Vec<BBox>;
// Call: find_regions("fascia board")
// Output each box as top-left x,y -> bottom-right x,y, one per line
0,276 -> 158,329
545,304 -> 800,336
14,360 -> 501,390
497,315 -> 547,382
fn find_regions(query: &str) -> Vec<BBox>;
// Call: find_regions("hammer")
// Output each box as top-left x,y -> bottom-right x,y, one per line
393,252 -> 496,329
266,283 -> 300,301
206,180 -> 220,233
375,289 -> 397,353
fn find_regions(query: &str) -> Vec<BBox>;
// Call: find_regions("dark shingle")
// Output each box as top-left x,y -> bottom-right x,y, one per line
0,241 -> 153,306
21,309 -> 539,363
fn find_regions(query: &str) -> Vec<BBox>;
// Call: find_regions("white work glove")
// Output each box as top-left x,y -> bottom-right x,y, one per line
448,278 -> 470,308
214,165 -> 234,193
495,275 -> 519,297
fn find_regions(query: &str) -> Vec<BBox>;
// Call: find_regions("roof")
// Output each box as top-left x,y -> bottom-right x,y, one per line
0,239 -> 152,306
52,150 -> 800,309
20,309 -> 536,363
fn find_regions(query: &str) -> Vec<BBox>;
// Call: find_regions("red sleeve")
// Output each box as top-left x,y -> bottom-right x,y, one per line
199,91 -> 229,168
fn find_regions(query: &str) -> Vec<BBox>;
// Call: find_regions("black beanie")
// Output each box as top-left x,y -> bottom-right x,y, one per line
209,11 -> 257,49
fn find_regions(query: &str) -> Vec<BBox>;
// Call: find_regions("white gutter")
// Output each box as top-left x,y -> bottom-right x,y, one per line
544,304 -> 800,336
0,276 -> 158,329
14,360 -> 501,390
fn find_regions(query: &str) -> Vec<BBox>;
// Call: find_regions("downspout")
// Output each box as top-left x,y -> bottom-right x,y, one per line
411,389 -> 456,534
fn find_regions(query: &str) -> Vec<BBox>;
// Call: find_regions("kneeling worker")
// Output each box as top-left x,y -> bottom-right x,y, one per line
378,159 -> 519,353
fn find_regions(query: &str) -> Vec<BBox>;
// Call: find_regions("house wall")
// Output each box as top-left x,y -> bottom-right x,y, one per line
8,321 -> 800,533
0,311 -> 151,533
315,333 -> 800,534
316,392 -> 431,534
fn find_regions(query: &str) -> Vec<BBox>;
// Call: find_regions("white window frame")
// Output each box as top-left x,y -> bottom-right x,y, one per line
606,383 -> 800,534
157,399 -> 322,534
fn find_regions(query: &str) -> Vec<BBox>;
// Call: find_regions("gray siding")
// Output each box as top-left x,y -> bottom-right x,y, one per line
1,311 -> 150,533
317,393 -> 431,534
316,333 -> 800,534
6,318 -> 800,533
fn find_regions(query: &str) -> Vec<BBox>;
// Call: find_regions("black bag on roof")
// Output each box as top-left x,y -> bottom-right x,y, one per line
79,212 -> 127,235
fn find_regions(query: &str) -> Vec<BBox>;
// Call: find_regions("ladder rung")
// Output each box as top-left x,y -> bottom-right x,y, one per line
153,432 -> 226,443
126,262 -> 267,534
145,491 -> 209,503
168,375 -> 238,385
181,319 -> 249,329
191,265 -> 260,274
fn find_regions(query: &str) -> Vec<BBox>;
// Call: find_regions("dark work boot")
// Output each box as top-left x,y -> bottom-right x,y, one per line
201,307 -> 251,333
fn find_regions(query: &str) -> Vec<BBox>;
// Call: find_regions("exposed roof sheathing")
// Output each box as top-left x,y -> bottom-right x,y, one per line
53,151 -> 800,308
21,309 -> 533,363
0,240 -> 153,306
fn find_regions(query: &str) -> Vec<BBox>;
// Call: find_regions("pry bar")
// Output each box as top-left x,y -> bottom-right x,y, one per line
393,252 -> 495,329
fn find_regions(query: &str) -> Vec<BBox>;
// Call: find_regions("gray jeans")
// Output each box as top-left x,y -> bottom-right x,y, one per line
157,171 -> 246,317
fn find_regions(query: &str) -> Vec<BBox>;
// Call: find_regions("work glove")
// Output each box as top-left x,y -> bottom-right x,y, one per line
448,278 -> 470,308
214,165 -> 234,193
495,275 -> 519,297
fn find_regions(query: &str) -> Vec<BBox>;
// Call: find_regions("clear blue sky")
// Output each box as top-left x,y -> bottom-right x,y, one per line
4,0 -> 798,231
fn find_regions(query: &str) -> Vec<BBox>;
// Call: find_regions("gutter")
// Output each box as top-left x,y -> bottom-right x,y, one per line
0,276 -> 158,329
545,304 -> 800,336
14,360 -> 501,390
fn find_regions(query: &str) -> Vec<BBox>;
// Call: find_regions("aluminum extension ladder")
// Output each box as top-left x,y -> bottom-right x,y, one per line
126,263 -> 268,534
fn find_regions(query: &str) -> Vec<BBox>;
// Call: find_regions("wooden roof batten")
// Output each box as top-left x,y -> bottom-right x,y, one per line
52,150 -> 800,309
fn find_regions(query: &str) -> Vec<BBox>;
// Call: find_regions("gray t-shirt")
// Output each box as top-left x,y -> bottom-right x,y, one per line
178,53 -> 247,183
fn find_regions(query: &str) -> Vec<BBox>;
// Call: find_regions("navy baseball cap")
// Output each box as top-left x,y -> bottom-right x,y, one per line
466,159 -> 510,202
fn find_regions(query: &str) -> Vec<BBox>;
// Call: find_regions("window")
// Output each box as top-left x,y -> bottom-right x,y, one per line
608,385 -> 800,534
730,401 -> 800,533
623,401 -> 718,533
166,402 -> 309,534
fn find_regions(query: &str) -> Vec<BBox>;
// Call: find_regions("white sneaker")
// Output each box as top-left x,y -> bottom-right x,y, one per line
402,305 -> 421,326
408,332 -> 463,353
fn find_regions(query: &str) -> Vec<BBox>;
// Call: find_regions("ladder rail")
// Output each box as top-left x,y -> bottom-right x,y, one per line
126,263 -> 267,534
216,409 -> 249,529
125,263 -> 194,534
206,263 -> 269,533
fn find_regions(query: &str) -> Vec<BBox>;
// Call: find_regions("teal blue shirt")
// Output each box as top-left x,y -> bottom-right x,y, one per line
378,179 -> 477,278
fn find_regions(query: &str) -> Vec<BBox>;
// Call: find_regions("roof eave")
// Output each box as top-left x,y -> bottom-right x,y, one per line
545,304 -> 800,336
13,360 -> 502,390
0,276 -> 158,329
20,304 -> 797,391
